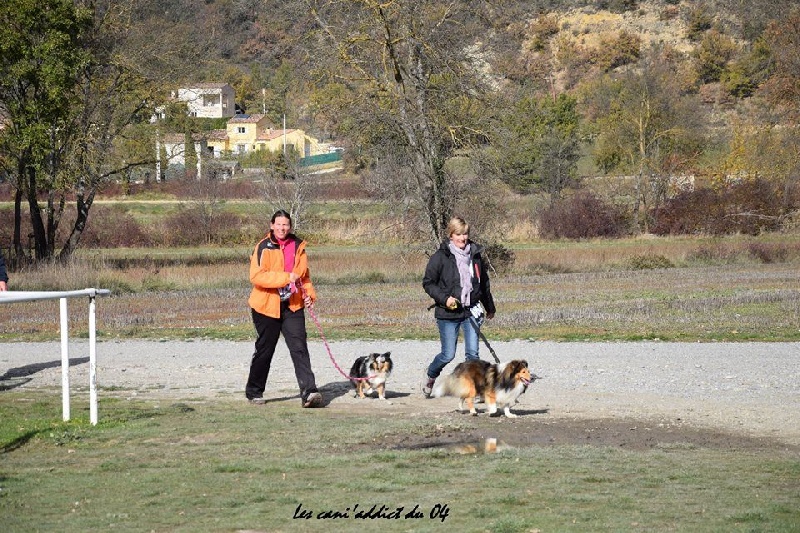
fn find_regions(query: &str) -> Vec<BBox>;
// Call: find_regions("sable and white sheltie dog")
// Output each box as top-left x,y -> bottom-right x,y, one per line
349,352 -> 393,399
433,359 -> 533,418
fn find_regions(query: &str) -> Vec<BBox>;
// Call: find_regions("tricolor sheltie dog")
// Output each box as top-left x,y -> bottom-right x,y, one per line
433,359 -> 534,418
349,352 -> 393,399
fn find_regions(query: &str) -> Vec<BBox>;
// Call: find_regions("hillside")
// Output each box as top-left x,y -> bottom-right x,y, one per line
554,3 -> 694,53
153,0 -> 790,112
3,0 -> 799,266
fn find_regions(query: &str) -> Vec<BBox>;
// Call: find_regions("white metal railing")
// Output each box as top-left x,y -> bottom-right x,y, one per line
0,288 -> 111,425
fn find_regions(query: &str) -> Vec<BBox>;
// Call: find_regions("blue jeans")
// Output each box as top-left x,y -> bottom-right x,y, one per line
426,317 -> 481,380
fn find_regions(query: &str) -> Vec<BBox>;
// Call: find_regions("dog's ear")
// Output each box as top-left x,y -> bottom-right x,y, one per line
510,360 -> 528,373
383,351 -> 391,357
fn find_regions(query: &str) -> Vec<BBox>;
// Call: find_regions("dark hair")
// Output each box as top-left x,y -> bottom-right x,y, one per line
271,209 -> 292,226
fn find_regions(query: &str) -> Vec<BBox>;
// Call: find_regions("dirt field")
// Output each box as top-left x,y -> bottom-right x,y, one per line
2,339 -> 799,453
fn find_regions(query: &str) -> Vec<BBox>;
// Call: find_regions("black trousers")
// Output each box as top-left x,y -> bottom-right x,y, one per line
246,305 -> 318,399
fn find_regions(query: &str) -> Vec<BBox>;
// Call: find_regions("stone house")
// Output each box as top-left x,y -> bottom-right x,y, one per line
174,83 -> 236,119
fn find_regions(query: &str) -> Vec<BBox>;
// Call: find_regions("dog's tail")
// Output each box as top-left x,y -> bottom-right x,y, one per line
432,374 -> 471,398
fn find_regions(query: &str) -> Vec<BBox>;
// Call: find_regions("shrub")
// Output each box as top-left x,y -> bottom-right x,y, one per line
747,243 -> 789,264
483,242 -> 516,274
538,192 -> 629,240
651,179 -> 789,236
693,30 -> 737,84
160,205 -> 244,246
591,30 -> 642,72
78,206 -> 153,248
627,254 -> 674,270
686,244 -> 738,264
687,5 -> 713,41
530,14 -> 560,51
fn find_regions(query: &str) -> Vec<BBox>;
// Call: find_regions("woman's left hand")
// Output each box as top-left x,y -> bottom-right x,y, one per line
486,312 -> 495,320
304,296 -> 313,308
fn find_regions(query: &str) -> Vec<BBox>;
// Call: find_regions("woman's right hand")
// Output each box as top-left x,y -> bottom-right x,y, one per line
445,296 -> 459,310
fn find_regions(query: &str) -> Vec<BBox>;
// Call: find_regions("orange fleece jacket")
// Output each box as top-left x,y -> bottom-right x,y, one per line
248,232 -> 317,318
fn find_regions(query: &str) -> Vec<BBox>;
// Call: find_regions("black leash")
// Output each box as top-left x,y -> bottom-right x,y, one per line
468,315 -> 501,364
427,302 -> 543,393
427,302 -> 500,363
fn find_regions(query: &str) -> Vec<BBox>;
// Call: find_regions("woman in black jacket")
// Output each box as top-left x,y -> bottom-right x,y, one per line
421,217 -> 496,397
0,250 -> 8,291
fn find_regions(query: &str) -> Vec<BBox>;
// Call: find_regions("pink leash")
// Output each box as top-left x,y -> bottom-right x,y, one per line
299,282 -> 372,382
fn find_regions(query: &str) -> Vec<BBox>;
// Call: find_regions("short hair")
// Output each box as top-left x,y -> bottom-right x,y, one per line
447,217 -> 469,237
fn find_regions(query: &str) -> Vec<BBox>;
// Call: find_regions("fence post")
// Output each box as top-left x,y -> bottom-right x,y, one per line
60,298 -> 71,421
0,288 -> 110,425
89,293 -> 98,425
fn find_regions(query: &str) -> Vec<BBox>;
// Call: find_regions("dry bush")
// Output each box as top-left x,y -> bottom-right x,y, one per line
483,242 -> 516,274
651,179 -> 791,236
747,242 -> 798,264
310,176 -> 370,200
626,254 -> 674,270
0,202 -> 153,251
590,30 -> 642,71
530,14 -> 560,51
538,191 -> 629,239
78,206 -> 153,247
160,207 -> 245,246
686,243 -> 741,264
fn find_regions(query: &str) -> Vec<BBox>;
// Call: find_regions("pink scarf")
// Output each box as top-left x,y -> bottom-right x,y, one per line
275,236 -> 298,296
274,237 -> 296,272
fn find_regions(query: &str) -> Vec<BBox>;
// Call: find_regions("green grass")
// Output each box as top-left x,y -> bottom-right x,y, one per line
1,392 -> 799,532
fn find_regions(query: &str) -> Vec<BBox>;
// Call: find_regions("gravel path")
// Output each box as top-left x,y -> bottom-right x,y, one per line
2,340 -> 799,445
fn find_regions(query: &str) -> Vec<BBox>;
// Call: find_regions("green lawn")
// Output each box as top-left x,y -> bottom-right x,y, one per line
2,393 -> 799,532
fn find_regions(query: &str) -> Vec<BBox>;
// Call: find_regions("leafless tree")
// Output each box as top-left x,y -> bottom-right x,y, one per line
302,0 -> 494,246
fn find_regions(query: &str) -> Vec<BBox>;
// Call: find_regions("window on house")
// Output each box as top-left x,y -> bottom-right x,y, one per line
237,127 -> 246,134
236,144 -> 246,154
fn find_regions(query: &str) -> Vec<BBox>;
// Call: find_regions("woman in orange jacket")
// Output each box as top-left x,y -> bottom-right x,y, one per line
245,210 -> 323,407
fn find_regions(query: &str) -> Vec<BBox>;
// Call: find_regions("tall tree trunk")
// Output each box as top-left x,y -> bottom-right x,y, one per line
26,166 -> 49,261
60,189 -> 94,262
13,182 -> 23,261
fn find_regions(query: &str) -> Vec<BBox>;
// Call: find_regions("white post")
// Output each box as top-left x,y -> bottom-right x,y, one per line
155,131 -> 161,182
60,298 -> 70,422
88,294 -> 98,425
0,288 -> 110,425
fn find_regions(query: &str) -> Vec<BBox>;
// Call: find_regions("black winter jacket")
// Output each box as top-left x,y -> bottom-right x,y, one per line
423,240 -> 496,320
0,250 -> 8,284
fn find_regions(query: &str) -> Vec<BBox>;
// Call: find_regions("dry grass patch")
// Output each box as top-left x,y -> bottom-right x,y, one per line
3,234 -> 799,342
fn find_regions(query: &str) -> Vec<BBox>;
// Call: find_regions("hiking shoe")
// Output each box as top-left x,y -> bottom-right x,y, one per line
302,391 -> 323,408
422,372 -> 435,398
248,397 -> 266,405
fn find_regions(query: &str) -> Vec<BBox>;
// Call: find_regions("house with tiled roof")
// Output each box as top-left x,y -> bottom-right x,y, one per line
205,114 -> 323,158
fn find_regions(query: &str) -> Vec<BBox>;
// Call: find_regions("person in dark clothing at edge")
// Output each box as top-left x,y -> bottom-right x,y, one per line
0,249 -> 8,291
245,210 -> 323,407
421,216 -> 496,397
